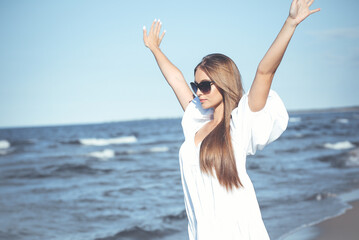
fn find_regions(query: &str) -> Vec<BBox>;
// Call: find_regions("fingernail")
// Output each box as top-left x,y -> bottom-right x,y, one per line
143,26 -> 146,30
154,18 -> 157,22
158,19 -> 161,22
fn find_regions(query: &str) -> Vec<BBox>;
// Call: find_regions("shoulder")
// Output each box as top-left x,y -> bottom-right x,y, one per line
181,97 -> 213,138
231,89 -> 283,118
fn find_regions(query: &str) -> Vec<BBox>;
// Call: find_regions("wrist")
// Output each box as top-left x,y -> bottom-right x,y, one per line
286,16 -> 298,28
150,45 -> 161,53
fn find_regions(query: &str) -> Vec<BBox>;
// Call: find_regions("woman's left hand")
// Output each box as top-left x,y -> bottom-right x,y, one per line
289,0 -> 320,26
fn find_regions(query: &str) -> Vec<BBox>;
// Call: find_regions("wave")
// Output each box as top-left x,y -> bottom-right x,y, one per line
0,150 -> 8,155
0,139 -> 14,156
62,136 -> 138,146
94,226 -> 179,240
306,191 -> 337,201
323,141 -> 355,150
0,140 -> 10,149
88,149 -> 115,160
3,164 -> 113,179
279,190 -> 356,240
346,148 -> 359,167
275,147 -> 301,154
142,139 -> 182,146
9,164 -> 114,179
0,139 -> 40,156
283,132 -> 317,140
117,146 -> 170,156
162,209 -> 187,223
3,168 -> 52,179
103,187 -> 146,197
86,146 -> 170,159
149,147 -> 169,153
51,163 -> 113,176
289,117 -> 301,123
335,118 -> 349,124
10,139 -> 37,146
316,147 -> 359,168
80,136 -> 137,146
278,206 -> 350,240
247,162 -> 261,170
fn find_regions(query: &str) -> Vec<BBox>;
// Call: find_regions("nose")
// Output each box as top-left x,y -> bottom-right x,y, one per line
196,88 -> 203,96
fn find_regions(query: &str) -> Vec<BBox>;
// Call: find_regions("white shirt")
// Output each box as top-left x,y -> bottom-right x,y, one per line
179,89 -> 289,240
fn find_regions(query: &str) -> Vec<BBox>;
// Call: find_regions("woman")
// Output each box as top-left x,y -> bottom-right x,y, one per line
143,0 -> 320,239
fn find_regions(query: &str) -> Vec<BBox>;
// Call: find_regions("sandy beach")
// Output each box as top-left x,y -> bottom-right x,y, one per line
311,200 -> 359,240
283,198 -> 359,240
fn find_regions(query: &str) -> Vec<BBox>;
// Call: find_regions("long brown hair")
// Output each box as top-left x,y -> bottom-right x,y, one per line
195,53 -> 244,191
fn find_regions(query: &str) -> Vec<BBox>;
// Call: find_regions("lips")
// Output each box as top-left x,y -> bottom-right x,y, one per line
199,99 -> 206,103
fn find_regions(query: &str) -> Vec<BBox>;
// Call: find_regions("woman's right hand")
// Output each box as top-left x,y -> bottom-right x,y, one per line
143,19 -> 166,51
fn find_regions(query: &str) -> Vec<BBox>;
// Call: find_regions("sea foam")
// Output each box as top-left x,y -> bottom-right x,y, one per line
336,118 -> 349,124
324,141 -> 355,150
0,140 -> 10,149
80,136 -> 137,146
289,117 -> 301,123
346,148 -> 359,167
88,149 -> 115,160
149,147 -> 169,153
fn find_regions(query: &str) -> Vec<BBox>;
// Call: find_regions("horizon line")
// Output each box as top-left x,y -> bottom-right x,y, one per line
1,105 -> 359,130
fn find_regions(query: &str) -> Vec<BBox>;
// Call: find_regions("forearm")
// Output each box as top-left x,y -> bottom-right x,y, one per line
143,20 -> 193,111
247,0 -> 319,112
150,46 -> 185,88
248,17 -> 297,112
257,17 -> 297,75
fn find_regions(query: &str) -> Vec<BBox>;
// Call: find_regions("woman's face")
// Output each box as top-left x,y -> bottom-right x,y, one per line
194,68 -> 223,109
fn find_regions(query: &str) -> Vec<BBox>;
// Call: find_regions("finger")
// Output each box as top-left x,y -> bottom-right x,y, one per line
150,19 -> 156,34
310,8 -> 320,14
143,26 -> 149,46
307,0 -> 314,7
155,19 -> 161,36
159,30 -> 166,45
143,26 -> 147,39
290,0 -> 298,11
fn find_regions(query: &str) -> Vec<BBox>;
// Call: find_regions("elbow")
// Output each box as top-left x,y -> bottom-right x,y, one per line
255,67 -> 276,85
248,92 -> 267,112
257,62 -> 277,76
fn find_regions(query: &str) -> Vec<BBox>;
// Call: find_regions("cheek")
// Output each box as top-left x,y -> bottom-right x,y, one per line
209,88 -> 223,104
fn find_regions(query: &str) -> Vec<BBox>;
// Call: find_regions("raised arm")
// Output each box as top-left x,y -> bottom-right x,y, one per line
248,0 -> 320,112
143,19 -> 193,111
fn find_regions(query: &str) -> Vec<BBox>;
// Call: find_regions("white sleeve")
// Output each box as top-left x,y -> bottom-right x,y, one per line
231,89 -> 289,155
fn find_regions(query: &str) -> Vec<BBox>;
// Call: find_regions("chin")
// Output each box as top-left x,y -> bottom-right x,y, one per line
200,102 -> 212,109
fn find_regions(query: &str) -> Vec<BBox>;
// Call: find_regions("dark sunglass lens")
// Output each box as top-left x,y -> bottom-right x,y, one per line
199,81 -> 211,93
190,82 -> 198,93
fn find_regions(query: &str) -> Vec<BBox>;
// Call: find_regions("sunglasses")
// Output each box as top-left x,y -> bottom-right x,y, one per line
190,80 -> 215,94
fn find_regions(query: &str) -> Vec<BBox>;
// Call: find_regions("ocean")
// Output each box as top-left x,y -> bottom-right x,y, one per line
1,110 -> 359,240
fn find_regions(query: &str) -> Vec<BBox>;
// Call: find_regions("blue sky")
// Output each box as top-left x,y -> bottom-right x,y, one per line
0,0 -> 358,128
